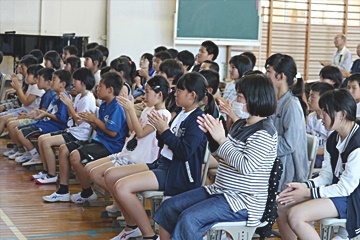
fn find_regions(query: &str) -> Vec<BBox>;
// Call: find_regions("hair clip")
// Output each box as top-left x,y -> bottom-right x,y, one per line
169,88 -> 173,93
129,61 -> 132,65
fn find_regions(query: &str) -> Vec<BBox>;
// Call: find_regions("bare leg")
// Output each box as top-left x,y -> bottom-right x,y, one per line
7,120 -> 21,145
159,226 -> 171,240
69,150 -> 91,189
277,202 -> 299,240
41,135 -> 65,175
0,114 -> 13,135
38,134 -> 51,170
85,157 -> 113,190
113,170 -> 159,237
16,129 -> 34,150
58,144 -> 71,185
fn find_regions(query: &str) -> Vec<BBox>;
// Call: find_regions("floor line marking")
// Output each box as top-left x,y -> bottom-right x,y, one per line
0,208 -> 27,240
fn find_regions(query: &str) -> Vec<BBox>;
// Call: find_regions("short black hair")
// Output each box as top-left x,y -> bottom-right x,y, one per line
348,74 -> 360,87
20,55 -> 38,67
0,51 -> 3,64
240,52 -> 256,69
236,72 -> 277,117
63,45 -> 79,56
167,48 -> 178,59
176,50 -> 194,71
200,69 -> 219,95
319,89 -> 356,127
201,40 -> 219,60
27,64 -> 44,77
95,45 -> 109,58
310,82 -> 334,96
38,68 -> 55,81
29,49 -> 44,64
86,42 -> 99,50
101,72 -> 123,96
65,56 -> 81,73
154,46 -> 167,54
72,67 -> 95,90
155,51 -> 172,61
229,55 -> 252,78
100,66 -> 111,76
159,59 -> 184,85
84,49 -> 103,68
319,66 -> 342,88
54,70 -> 71,88
44,50 -> 61,69
202,60 -> 219,72
141,53 -> 154,70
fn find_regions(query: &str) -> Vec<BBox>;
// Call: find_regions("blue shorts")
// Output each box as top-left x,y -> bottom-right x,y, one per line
330,196 -> 347,219
146,156 -> 171,191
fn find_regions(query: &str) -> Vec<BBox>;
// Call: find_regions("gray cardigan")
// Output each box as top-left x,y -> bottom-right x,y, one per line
271,91 -> 309,191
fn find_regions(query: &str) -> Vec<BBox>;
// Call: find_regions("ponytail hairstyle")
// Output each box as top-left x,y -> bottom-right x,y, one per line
269,54 -> 307,117
176,72 -> 215,116
319,89 -> 356,128
110,56 -> 137,85
146,75 -> 170,102
229,55 -> 253,79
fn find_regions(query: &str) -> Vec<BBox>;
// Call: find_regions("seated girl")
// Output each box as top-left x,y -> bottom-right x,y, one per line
277,89 -> 360,240
104,72 -> 212,240
154,72 -> 278,240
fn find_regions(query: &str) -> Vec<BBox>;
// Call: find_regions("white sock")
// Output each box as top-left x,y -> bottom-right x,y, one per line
30,148 -> 38,156
337,226 -> 348,239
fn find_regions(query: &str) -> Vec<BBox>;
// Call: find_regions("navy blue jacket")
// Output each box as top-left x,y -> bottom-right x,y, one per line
161,107 -> 207,196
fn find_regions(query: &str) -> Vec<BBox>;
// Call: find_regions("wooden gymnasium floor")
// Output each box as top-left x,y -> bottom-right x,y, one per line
0,136 -> 323,240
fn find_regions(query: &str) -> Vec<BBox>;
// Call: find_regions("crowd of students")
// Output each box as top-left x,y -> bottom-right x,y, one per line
0,37 -> 360,240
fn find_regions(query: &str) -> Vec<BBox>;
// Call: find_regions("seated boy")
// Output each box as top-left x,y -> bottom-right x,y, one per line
176,50 -> 194,74
14,70 -> 71,165
4,68 -> 56,159
192,40 -> 219,72
199,60 -> 219,72
0,64 -> 45,136
43,72 -> 128,203
307,82 -> 334,168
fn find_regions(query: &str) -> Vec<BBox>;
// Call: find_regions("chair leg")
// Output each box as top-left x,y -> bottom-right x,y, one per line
320,223 -> 334,240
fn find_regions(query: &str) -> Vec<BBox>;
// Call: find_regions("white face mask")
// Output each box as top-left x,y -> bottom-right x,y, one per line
232,102 -> 250,119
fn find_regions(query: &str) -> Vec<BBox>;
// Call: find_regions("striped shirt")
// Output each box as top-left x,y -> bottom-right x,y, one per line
204,118 -> 278,226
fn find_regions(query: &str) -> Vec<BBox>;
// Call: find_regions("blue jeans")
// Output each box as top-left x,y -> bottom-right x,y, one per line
153,187 -> 248,240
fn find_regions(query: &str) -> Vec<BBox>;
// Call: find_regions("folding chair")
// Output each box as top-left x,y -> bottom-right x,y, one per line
307,134 -> 319,179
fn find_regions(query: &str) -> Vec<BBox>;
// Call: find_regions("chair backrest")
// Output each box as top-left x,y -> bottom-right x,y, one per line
307,134 -> 319,179
201,142 -> 210,186
0,73 -> 7,101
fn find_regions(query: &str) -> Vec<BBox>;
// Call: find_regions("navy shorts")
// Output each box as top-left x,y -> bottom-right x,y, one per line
50,130 -> 77,143
330,196 -> 347,219
75,140 -> 111,164
146,156 -> 171,191
20,125 -> 42,138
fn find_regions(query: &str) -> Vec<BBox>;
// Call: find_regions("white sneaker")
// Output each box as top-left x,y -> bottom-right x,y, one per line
3,149 -> 16,157
106,203 -> 120,213
8,151 -> 25,160
70,192 -> 98,204
332,236 -> 349,240
110,227 -> 142,240
35,175 -> 58,184
22,154 -> 41,166
15,152 -> 32,163
30,171 -> 47,180
43,192 -> 70,202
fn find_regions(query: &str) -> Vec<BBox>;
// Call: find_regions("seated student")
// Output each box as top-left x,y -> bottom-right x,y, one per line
3,68 -> 56,159
44,50 -> 62,70
199,60 -> 219,72
84,76 -> 171,213
86,42 -> 99,51
176,50 -> 194,74
154,72 -> 278,240
94,45 -> 109,69
154,46 -> 167,55
29,49 -> 44,64
133,53 -> 154,96
64,56 -> 81,75
240,51 -> 257,69
42,72 -> 128,203
347,74 -> 360,118
84,48 -> 103,89
62,45 -> 78,62
105,72 -> 209,240
0,65 -> 45,135
192,40 -> 219,72
110,57 -> 136,98
152,51 -> 172,76
277,89 -> 360,240
0,55 -> 38,113
307,82 -> 335,168
222,55 -> 253,105
319,65 -> 342,89
31,68 -> 96,183
13,70 -> 71,165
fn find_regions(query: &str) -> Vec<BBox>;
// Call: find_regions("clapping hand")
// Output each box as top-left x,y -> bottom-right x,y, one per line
59,92 -> 73,107
277,182 -> 310,205
147,110 -> 169,134
197,114 -> 226,145
116,95 -> 134,111
78,110 -> 97,123
10,74 -> 23,90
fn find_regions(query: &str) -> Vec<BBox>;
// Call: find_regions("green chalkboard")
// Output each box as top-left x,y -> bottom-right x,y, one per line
176,0 -> 260,42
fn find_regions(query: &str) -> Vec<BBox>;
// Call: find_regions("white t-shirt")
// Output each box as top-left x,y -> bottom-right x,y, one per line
356,102 -> 360,118
67,91 -> 97,141
161,108 -> 195,160
23,84 -> 45,112
94,70 -> 101,87
115,107 -> 171,164
306,112 -> 332,149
